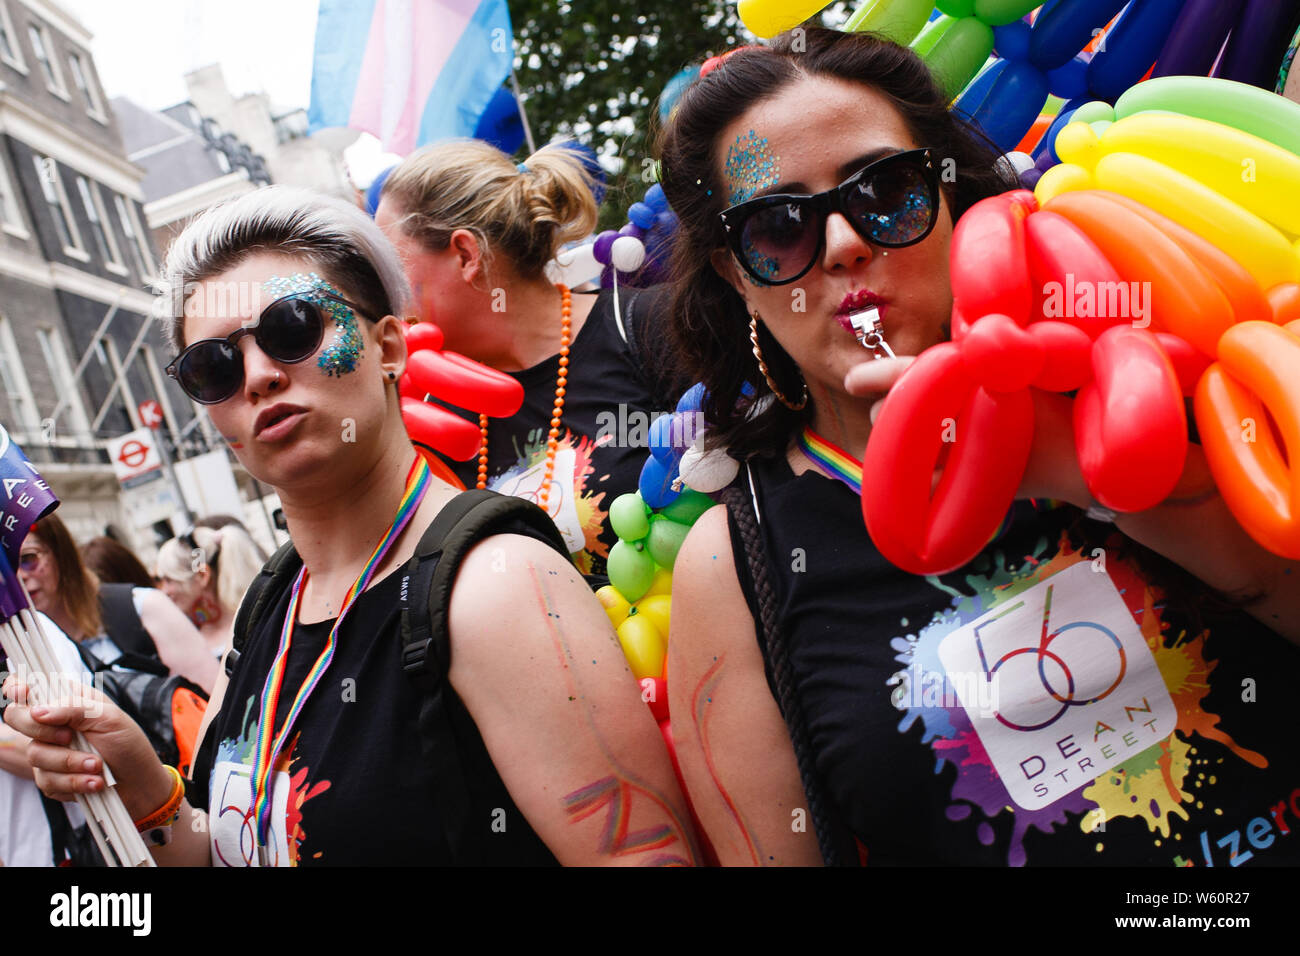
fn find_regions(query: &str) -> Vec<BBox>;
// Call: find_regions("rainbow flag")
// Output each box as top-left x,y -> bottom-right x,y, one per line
309,0 -> 514,156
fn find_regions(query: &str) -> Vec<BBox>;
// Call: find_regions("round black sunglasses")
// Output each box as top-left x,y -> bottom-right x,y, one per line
166,292 -> 373,405
719,147 -> 941,286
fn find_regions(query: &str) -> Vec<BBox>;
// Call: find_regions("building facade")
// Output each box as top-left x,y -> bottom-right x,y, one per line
0,0 -> 204,547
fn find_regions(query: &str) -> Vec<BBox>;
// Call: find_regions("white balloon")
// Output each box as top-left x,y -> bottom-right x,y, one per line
548,241 -> 601,287
610,235 -> 647,273
1004,150 -> 1036,175
678,443 -> 738,494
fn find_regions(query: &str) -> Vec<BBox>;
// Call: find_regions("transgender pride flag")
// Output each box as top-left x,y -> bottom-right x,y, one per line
309,0 -> 514,156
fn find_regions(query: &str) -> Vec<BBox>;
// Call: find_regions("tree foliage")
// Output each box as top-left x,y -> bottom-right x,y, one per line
509,0 -> 745,230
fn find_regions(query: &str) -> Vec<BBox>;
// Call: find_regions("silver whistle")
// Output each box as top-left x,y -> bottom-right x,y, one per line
847,306 -> 895,359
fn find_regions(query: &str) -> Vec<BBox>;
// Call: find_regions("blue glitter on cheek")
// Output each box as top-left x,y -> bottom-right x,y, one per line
262,271 -> 364,377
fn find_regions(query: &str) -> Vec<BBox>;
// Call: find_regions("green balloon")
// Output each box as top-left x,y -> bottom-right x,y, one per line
1115,76 -> 1300,158
936,0 -> 976,17
1071,100 -> 1116,125
660,489 -> 714,526
610,492 -> 650,542
647,517 -> 691,570
921,15 -> 993,102
912,14 -> 957,58
845,0 -> 932,45
974,0 -> 1041,26
608,539 -> 655,602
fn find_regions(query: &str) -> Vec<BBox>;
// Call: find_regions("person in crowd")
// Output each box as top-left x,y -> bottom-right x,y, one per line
18,515 -> 216,693
155,523 -> 266,660
5,186 -> 697,866
657,28 -> 1300,865
192,513 -> 269,563
81,536 -> 154,589
376,141 -> 678,581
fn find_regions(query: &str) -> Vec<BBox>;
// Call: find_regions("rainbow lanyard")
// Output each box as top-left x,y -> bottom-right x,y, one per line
248,454 -> 431,861
798,427 -> 862,495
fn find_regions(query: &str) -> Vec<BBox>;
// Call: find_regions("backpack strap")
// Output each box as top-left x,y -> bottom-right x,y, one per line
399,489 -> 570,862
97,583 -> 155,660
718,464 -> 849,866
225,539 -> 301,679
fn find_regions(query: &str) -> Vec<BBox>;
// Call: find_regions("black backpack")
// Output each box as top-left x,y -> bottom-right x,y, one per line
220,489 -> 572,864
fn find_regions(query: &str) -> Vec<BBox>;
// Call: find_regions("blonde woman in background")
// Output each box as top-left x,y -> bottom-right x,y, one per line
155,523 -> 266,661
376,141 -> 678,583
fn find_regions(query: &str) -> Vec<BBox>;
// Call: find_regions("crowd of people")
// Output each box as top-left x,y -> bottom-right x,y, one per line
2,26 -> 1297,867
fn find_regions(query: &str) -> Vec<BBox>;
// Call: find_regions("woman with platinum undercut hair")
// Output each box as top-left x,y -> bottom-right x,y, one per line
4,186 -> 697,866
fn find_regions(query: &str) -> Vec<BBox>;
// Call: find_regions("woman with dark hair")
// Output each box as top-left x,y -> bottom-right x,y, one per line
660,28 -> 1300,866
81,536 -> 154,589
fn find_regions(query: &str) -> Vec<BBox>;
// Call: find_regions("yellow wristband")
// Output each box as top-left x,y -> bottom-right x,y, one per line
134,765 -> 184,833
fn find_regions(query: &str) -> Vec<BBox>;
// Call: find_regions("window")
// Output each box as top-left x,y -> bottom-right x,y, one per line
113,194 -> 155,280
0,317 -> 41,437
139,344 -> 181,444
37,327 -> 92,443
75,176 -> 124,271
92,336 -> 135,435
28,23 -> 66,97
33,155 -> 85,257
0,3 -> 25,72
0,155 -> 26,236
67,51 -> 104,120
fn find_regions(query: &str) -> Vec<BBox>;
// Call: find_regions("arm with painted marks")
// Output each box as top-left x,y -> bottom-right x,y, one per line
667,505 -> 822,866
448,534 -> 699,866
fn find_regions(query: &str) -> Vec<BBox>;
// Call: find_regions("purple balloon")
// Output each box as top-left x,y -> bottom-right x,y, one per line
1216,0 -> 1300,89
1019,167 -> 1044,190
1036,148 -> 1059,172
618,223 -> 646,240
592,230 -> 618,265
1153,0 -> 1243,78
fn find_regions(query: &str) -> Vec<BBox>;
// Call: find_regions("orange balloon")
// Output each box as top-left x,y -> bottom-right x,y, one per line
1268,283 -> 1300,325
1194,322 -> 1300,558
1015,114 -> 1053,155
1100,193 -> 1273,333
1045,190 -> 1233,358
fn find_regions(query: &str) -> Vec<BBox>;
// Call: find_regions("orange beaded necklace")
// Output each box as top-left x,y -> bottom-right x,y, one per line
476,282 -> 571,514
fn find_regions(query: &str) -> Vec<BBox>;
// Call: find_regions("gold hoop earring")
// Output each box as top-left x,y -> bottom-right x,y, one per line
749,311 -> 808,411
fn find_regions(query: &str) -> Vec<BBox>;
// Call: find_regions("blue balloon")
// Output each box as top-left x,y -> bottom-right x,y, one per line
364,165 -> 397,217
648,414 -> 681,465
1086,0 -> 1183,102
644,183 -> 669,212
658,66 -> 701,122
473,85 -> 526,156
992,21 -> 1032,61
676,382 -> 707,414
954,58 -> 1006,117
1028,0 -> 1128,73
639,455 -> 681,509
1047,55 -> 1089,100
960,60 -> 1050,153
627,202 -> 657,229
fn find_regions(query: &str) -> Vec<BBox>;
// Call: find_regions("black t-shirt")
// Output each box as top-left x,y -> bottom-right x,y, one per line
191,561 -> 558,866
439,287 -> 677,579
729,454 -> 1300,866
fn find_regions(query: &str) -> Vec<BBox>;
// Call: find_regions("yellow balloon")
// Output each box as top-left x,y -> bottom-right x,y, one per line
645,567 -> 673,598
633,594 -> 672,640
1096,114 -> 1300,238
1054,120 -> 1102,170
737,0 -> 832,39
1093,152 -> 1298,289
617,614 -> 666,681
596,584 -> 630,628
1033,162 -> 1093,206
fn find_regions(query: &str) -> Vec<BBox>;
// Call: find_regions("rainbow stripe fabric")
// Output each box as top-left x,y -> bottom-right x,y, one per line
248,454 -> 432,858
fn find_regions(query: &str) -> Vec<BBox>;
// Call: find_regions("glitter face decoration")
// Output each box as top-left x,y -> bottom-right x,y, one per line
262,272 -> 364,377
724,129 -> 781,206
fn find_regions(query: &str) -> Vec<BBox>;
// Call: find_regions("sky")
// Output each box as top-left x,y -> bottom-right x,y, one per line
62,0 -> 318,112
59,0 -> 398,185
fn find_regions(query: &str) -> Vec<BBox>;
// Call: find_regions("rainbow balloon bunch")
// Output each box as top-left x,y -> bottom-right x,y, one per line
862,75 -> 1300,573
